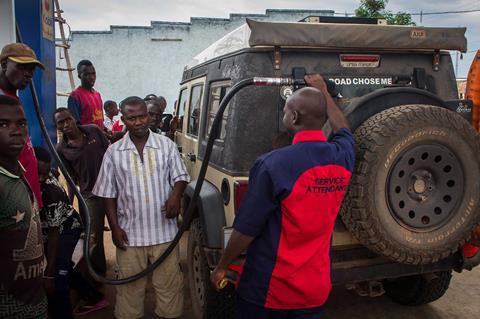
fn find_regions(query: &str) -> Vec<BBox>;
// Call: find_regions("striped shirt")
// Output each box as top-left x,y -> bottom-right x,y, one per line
92,131 -> 190,246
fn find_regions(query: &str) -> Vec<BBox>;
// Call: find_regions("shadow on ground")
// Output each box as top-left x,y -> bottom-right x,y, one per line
76,232 -> 480,319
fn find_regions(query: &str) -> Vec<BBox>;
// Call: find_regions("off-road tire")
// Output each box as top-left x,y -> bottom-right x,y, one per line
384,271 -> 452,306
341,104 -> 480,264
188,218 -> 235,319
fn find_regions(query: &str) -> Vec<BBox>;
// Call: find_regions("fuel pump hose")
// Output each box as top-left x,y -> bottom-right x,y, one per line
30,76 -> 292,284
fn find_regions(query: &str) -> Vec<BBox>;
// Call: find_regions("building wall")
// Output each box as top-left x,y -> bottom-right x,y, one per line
56,9 -> 333,111
0,0 -> 15,46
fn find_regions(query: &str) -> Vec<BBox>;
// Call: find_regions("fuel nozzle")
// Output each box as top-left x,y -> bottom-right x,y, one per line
252,67 -> 307,88
253,77 -> 293,86
218,269 -> 239,289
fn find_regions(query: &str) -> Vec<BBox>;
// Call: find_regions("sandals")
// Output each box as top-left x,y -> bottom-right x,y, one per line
73,298 -> 109,316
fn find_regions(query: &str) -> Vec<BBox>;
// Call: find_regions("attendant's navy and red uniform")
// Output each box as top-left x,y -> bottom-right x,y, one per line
233,128 -> 355,317
68,86 -> 104,129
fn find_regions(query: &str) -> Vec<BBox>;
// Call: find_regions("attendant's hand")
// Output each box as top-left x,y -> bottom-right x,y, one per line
304,73 -> 328,93
210,266 -> 227,290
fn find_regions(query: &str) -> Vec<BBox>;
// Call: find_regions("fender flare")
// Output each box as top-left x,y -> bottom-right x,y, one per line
184,180 -> 226,248
324,87 -> 448,135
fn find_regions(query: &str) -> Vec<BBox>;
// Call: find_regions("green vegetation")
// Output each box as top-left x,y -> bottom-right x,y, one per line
355,0 -> 415,25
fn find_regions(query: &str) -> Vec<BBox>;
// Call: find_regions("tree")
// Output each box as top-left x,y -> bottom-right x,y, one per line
355,0 -> 415,25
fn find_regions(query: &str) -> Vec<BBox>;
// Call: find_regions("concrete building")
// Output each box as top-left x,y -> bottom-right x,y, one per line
56,9 -> 333,111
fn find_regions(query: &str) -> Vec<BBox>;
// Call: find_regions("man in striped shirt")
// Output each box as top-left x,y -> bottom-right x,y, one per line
92,96 -> 189,319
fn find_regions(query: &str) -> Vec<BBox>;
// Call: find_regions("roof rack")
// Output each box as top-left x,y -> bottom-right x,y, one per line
300,15 -> 387,25
187,19 -> 467,69
247,19 -> 467,52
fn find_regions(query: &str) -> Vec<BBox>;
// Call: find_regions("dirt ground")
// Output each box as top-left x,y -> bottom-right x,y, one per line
76,231 -> 480,319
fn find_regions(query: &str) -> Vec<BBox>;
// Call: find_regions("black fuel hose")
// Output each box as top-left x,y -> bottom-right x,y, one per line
29,71 -> 292,284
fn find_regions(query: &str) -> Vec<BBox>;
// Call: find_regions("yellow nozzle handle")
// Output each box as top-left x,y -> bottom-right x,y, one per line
218,278 -> 229,289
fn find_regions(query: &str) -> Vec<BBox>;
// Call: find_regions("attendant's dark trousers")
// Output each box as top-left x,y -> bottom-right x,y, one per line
236,295 -> 323,319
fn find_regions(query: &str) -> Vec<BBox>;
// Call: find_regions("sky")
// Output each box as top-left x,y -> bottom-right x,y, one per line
59,0 -> 480,78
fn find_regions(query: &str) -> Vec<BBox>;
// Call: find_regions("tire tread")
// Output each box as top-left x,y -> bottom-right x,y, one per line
341,104 -> 480,264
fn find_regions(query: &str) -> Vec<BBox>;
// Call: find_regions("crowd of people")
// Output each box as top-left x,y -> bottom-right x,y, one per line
0,42 -> 188,319
1,39 -> 391,319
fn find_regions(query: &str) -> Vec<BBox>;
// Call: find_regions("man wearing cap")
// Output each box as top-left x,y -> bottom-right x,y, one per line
0,43 -> 46,208
68,60 -> 104,129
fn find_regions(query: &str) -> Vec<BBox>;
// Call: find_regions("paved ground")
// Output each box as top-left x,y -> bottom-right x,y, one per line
77,231 -> 480,319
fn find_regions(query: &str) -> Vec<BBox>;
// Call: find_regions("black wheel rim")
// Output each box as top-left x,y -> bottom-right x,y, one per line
387,144 -> 464,231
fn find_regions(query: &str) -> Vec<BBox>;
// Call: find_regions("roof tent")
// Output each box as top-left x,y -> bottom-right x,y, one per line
188,19 -> 467,69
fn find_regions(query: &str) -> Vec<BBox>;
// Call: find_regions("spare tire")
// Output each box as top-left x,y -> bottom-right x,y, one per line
341,104 -> 480,264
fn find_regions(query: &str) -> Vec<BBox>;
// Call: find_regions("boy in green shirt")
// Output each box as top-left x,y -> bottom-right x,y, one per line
0,94 -> 47,318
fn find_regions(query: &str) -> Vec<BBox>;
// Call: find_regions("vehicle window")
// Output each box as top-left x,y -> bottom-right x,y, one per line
176,88 -> 188,132
187,85 -> 204,136
206,82 -> 231,141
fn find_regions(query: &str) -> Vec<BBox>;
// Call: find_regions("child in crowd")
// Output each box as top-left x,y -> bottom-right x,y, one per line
103,100 -> 122,142
35,147 -> 108,317
109,100 -> 127,142
103,100 -> 119,132
0,95 -> 47,318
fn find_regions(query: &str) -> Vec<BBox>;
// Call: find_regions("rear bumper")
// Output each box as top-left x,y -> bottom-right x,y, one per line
206,246 -> 479,285
331,247 -> 480,285
332,253 -> 459,285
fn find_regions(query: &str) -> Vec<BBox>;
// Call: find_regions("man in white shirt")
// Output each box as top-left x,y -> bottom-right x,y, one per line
93,96 -> 189,319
